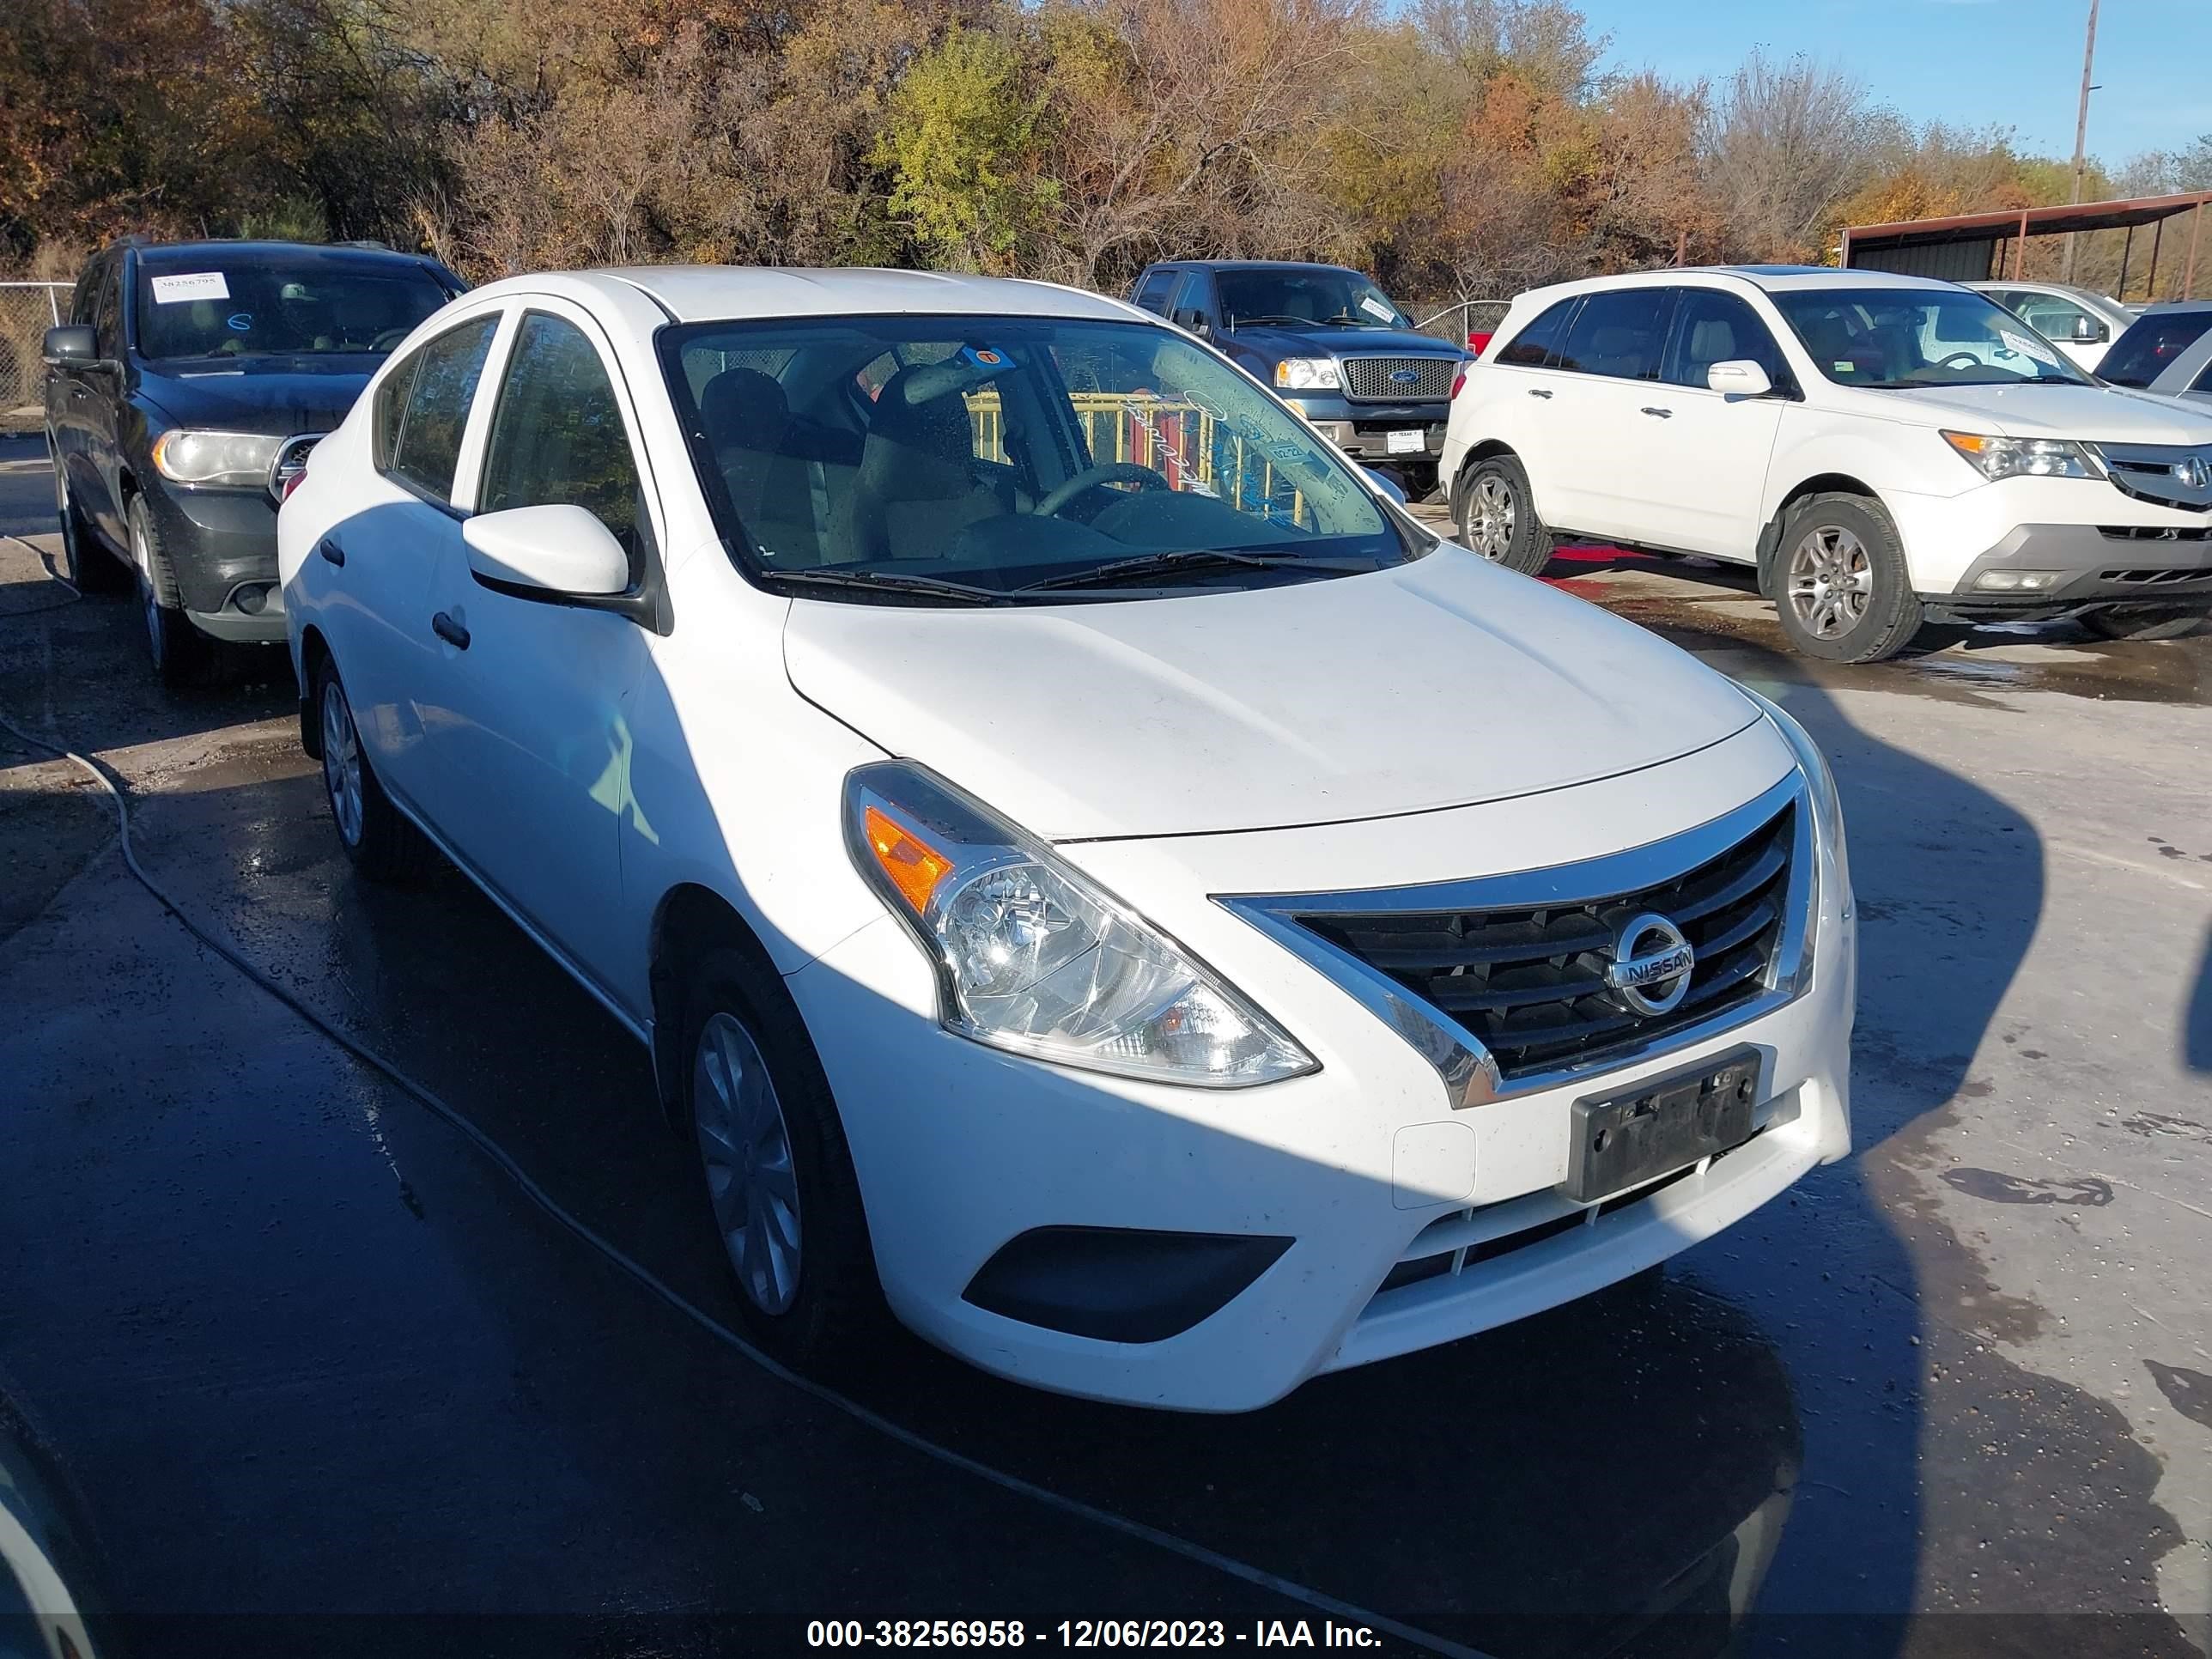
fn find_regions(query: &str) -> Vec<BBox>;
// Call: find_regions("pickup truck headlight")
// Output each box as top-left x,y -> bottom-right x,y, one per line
1274,359 -> 1342,392
1941,431 -> 2102,482
150,428 -> 285,489
846,762 -> 1316,1088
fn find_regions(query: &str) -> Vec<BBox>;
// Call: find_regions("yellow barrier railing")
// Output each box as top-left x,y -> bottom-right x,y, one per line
967,391 -> 1307,529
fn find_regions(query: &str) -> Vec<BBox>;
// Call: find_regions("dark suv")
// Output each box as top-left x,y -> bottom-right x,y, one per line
44,239 -> 464,683
1127,261 -> 1466,494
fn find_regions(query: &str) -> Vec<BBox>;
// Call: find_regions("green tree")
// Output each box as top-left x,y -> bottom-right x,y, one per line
879,25 -> 1054,272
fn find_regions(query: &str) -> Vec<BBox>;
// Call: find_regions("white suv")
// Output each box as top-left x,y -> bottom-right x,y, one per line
1441,267 -> 2212,660
278,267 -> 1852,1410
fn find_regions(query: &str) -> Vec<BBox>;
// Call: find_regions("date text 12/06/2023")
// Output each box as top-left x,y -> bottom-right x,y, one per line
805,1619 -> 1384,1649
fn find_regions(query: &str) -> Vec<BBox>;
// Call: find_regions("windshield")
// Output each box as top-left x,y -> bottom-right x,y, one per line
1769,288 -> 2094,390
1214,270 -> 1413,331
659,314 -> 1412,604
134,259 -> 453,362
2098,311 -> 2212,389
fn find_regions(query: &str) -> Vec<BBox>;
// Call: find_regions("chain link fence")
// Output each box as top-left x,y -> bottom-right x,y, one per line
0,283 -> 69,419
1404,299 -> 1513,349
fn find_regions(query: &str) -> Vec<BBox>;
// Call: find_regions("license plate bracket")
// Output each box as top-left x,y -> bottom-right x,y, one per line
1385,428 -> 1425,454
1565,1048 -> 1760,1205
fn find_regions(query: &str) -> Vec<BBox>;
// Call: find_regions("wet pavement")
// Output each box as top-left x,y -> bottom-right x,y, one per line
3,436 -> 2209,1656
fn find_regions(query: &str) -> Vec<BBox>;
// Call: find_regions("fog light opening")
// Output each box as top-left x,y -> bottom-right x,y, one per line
232,583 -> 270,616
1973,570 -> 2063,592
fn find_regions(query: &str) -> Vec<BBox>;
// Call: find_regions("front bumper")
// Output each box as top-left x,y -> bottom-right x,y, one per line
788,725 -> 1854,1411
1885,477 -> 2212,611
1282,393 -> 1448,467
140,481 -> 288,642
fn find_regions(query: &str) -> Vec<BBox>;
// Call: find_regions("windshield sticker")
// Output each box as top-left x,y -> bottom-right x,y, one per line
226,313 -> 253,332
2000,327 -> 2061,367
960,345 -> 1014,370
149,271 -> 230,305
1832,361 -> 1857,374
1358,295 -> 1395,323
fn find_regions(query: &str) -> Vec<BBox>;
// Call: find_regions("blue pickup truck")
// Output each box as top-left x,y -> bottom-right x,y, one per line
1126,260 -> 1468,496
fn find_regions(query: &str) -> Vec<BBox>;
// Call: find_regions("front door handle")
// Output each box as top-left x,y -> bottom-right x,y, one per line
1527,388 -> 1553,399
431,611 -> 470,651
318,538 -> 345,568
1640,406 -> 1673,418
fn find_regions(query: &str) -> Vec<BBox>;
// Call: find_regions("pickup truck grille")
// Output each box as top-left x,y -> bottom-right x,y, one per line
1293,800 -> 1798,1080
1341,356 -> 1456,401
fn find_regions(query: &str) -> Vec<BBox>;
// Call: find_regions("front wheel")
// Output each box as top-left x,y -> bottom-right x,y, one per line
1453,453 -> 1554,574
128,496 -> 212,687
313,656 -> 434,883
2078,605 -> 2208,642
1772,493 -> 1923,664
683,948 -> 882,1370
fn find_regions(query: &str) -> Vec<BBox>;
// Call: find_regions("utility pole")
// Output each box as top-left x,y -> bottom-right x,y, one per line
2063,0 -> 2100,283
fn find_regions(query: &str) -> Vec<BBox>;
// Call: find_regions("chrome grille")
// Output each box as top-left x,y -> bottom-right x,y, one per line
267,433 -> 320,502
1341,356 -> 1455,401
1287,799 -> 1799,1082
2090,442 -> 2212,513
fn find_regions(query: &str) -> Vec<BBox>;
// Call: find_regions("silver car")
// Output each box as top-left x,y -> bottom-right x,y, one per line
2097,301 -> 2212,408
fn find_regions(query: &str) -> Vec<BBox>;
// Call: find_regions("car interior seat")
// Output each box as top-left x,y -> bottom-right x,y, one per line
828,365 -> 1007,563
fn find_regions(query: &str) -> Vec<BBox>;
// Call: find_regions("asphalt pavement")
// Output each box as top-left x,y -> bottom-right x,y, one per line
2,436 -> 2209,1657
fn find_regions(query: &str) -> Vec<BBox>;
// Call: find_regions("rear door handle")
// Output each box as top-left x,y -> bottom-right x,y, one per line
1640,406 -> 1673,418
1527,388 -> 1553,399
431,611 -> 470,651
318,538 -> 344,568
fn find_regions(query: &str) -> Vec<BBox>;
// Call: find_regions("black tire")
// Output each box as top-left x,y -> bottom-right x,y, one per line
1453,453 -> 1554,575
1771,492 -> 1923,664
681,946 -> 883,1372
127,495 -> 213,688
2078,605 -> 2208,642
312,654 -> 434,883
52,447 -> 128,593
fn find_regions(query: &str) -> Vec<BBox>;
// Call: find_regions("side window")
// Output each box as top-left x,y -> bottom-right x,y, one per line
1168,273 -> 1212,325
1133,270 -> 1177,315
2013,293 -> 2094,343
386,315 -> 497,504
1556,288 -> 1674,380
1663,289 -> 1788,390
1496,298 -> 1577,368
91,265 -> 124,360
70,263 -> 100,326
477,312 -> 649,570
2192,357 -> 2212,395
372,351 -> 422,471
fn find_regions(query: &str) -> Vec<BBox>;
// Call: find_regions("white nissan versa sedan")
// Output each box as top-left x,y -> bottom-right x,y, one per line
1441,267 -> 2212,661
276,268 -> 1854,1411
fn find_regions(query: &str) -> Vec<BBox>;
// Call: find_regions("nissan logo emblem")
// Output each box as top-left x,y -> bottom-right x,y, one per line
1604,912 -> 1697,1017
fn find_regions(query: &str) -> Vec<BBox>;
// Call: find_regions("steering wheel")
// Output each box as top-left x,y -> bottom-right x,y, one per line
1031,463 -> 1172,519
369,326 -> 412,352
1937,351 -> 1985,370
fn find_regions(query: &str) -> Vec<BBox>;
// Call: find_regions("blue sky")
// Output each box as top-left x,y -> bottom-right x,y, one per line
1585,0 -> 2211,164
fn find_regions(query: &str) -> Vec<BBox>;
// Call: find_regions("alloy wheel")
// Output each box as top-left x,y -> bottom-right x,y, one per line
1463,473 -> 1516,559
320,680 -> 365,848
694,1011 -> 803,1316
1785,525 -> 1874,640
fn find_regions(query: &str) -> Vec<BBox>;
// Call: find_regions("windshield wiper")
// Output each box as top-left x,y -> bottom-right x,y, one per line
1232,314 -> 1313,327
1013,547 -> 1375,594
765,567 -> 1012,605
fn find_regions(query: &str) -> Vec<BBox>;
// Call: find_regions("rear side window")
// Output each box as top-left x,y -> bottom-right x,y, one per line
2100,312 -> 2212,389
1556,289 -> 1674,380
478,312 -> 648,569
1133,270 -> 1178,315
1496,298 -> 1576,368
92,267 -> 124,359
1663,289 -> 1788,390
384,315 -> 497,504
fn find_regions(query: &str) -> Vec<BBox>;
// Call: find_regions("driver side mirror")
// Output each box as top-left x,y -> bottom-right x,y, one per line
1707,359 -> 1774,398
1172,307 -> 1211,339
2072,316 -> 2106,344
463,504 -> 630,599
41,325 -> 105,371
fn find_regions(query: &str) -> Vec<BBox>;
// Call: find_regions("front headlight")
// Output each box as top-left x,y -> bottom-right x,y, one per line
151,429 -> 285,489
845,762 -> 1317,1088
1941,431 -> 2103,482
1739,684 -> 1849,903
1274,358 -> 1342,392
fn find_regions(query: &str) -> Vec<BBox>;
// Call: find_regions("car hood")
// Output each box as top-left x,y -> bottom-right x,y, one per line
137,355 -> 380,434
1224,323 -> 1460,362
1880,381 -> 2212,443
781,553 -> 1762,841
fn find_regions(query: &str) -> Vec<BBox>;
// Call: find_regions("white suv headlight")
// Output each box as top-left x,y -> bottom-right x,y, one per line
1274,359 -> 1342,392
1941,431 -> 2102,482
845,762 -> 1316,1088
151,428 -> 285,489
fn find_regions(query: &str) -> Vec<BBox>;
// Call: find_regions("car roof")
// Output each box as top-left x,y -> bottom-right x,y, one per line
1511,264 -> 1972,305
2137,299 -> 2212,313
562,265 -> 1146,325
129,240 -> 444,272
1146,260 -> 1364,275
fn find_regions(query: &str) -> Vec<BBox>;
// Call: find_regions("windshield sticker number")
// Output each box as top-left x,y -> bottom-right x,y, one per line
149,272 -> 230,305
1999,327 -> 2061,368
1358,295 -> 1395,323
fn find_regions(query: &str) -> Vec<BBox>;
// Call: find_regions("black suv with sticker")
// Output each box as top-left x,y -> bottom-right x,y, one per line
1127,261 -> 1468,497
42,239 -> 464,684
